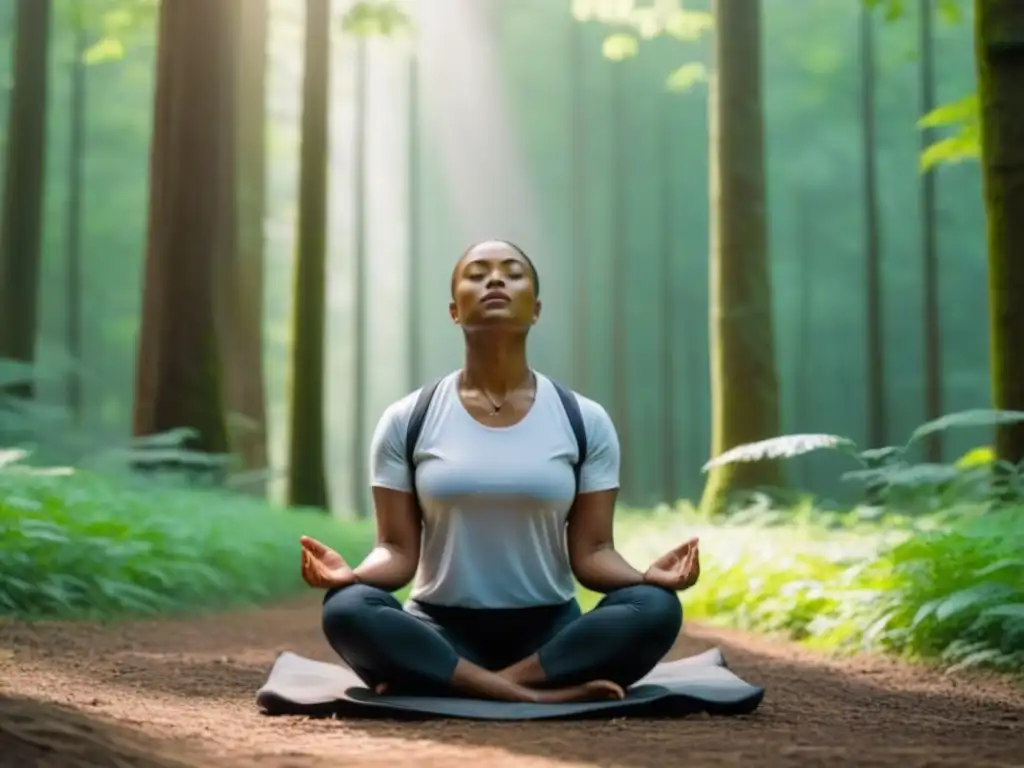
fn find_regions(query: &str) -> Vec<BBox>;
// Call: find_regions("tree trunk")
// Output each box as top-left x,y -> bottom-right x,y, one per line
571,10 -> 588,394
132,0 -> 236,456
610,59 -> 632,500
223,0 -> 270,490
286,0 -> 331,509
406,41 -> 421,392
0,0 -> 51,401
919,0 -> 942,461
659,90 -> 677,504
700,0 -> 785,516
66,12 -> 87,422
351,38 -> 369,517
860,4 -> 886,450
975,0 -> 1024,464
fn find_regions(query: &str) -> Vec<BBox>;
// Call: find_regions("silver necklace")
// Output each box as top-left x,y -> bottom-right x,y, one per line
479,372 -> 535,415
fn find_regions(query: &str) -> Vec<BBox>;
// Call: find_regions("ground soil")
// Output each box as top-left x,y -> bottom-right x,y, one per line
1,596 -> 1022,768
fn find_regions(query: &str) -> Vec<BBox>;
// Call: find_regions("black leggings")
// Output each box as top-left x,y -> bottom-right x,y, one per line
321,583 -> 683,693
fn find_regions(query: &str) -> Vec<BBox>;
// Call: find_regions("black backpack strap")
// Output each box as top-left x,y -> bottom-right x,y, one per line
405,377 -> 444,504
551,379 -> 587,494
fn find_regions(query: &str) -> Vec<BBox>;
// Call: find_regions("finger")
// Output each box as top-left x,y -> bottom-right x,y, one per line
671,537 -> 699,557
300,536 -> 328,556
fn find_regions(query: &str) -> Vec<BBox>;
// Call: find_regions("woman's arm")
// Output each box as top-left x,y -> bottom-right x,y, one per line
567,489 -> 644,592
351,487 -> 421,591
565,398 -> 645,593
351,398 -> 422,591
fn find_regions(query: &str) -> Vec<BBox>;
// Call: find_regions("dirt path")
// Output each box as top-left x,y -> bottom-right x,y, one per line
1,596 -> 1022,768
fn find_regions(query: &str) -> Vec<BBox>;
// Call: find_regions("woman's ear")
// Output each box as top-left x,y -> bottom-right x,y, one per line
449,300 -> 459,324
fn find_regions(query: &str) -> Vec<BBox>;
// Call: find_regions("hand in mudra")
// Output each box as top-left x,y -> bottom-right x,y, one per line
300,536 -> 356,589
643,536 -> 700,592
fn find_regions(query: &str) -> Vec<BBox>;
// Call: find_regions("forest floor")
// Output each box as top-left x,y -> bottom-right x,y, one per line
1,596 -> 1022,768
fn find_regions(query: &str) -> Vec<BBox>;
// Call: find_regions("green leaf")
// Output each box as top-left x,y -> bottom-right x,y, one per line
934,583 -> 1016,623
907,409 -> 1024,446
340,1 -> 412,37
980,603 -> 1024,620
83,37 -> 125,65
937,0 -> 963,25
663,10 -> 713,41
602,33 -> 639,61
917,94 -> 978,129
665,62 -> 707,92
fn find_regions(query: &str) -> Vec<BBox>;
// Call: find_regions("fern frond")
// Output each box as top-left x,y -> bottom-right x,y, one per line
702,433 -> 855,473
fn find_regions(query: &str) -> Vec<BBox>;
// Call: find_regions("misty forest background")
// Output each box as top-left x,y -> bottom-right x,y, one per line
2,0 -> 1024,673
0,0 -> 1002,514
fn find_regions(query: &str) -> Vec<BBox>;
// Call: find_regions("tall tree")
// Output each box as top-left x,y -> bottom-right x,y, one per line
66,5 -> 88,422
222,0 -> 270,488
699,0 -> 785,515
975,0 -> 1024,465
286,0 -> 331,509
406,39 -> 422,392
132,0 -> 236,454
860,3 -> 886,450
570,7 -> 588,394
918,0 -> 942,461
351,38 -> 369,516
0,0 -> 51,401
610,59 -> 632,500
659,91 -> 677,503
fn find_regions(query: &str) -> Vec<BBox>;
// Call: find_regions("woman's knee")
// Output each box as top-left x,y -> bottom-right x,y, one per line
622,583 -> 684,640
321,583 -> 394,641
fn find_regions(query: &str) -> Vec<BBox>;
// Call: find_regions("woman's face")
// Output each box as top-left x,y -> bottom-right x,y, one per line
449,241 -> 541,329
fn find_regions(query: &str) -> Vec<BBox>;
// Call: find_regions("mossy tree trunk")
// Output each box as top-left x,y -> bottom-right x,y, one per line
0,0 -> 51,401
699,0 -> 785,516
975,0 -> 1024,465
860,4 -> 886,451
286,0 -> 331,510
223,0 -> 270,491
132,0 -> 235,456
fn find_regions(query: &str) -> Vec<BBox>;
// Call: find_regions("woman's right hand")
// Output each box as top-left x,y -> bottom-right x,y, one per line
300,536 -> 357,589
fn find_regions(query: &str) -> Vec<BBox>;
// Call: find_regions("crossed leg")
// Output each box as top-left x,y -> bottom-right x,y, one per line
321,583 -> 681,702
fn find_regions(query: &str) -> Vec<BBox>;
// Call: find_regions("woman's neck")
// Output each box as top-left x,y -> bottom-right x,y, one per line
461,332 -> 531,396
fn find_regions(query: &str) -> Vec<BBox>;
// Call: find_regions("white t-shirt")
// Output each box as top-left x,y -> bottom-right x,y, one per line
369,370 -> 621,609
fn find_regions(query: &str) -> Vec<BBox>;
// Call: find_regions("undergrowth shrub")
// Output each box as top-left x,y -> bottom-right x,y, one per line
0,454 -> 374,620
616,503 -> 1024,673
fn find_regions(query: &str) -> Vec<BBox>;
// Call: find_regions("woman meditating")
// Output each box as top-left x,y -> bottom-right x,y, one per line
299,240 -> 701,704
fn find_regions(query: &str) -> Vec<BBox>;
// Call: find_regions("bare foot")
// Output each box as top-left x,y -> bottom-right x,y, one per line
531,680 -> 626,704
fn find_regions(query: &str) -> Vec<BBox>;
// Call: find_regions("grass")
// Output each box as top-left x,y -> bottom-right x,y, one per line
613,502 -> 1024,673
0,467 -> 374,620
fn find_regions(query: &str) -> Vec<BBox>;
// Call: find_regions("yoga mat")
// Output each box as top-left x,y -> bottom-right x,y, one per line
256,647 -> 764,721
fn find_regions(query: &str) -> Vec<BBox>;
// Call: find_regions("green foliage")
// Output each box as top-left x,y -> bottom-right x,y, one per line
572,0 -> 713,92
340,0 -> 412,37
616,503 -> 1024,673
702,409 -> 1024,510
917,92 -> 980,170
0,457 -> 374,619
864,0 -> 964,25
863,0 -> 980,171
58,0 -> 158,65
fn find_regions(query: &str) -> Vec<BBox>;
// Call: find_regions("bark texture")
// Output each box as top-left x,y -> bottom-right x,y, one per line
975,1 -> 1024,464
700,0 -> 785,515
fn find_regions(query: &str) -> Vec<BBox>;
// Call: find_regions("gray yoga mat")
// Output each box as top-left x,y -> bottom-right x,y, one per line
256,647 -> 764,720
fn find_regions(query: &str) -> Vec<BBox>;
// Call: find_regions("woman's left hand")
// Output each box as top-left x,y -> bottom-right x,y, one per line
642,537 -> 700,592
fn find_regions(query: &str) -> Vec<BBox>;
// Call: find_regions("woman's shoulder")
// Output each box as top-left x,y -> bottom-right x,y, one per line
536,374 -> 615,432
379,372 -> 458,429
